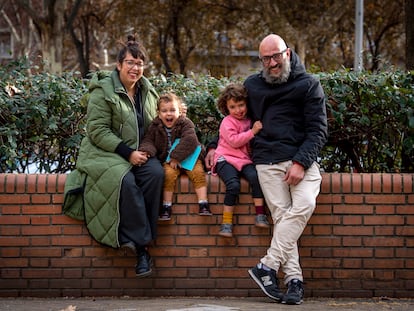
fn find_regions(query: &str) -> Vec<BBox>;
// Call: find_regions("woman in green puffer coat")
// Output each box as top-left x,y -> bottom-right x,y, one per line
63,35 -> 163,278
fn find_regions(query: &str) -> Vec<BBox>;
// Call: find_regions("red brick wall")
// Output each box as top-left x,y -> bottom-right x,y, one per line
0,173 -> 413,298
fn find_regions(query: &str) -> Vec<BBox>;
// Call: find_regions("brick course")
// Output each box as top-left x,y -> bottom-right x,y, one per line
0,173 -> 413,298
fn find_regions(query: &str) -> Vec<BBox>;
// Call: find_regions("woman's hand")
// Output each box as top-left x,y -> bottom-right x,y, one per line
129,151 -> 149,166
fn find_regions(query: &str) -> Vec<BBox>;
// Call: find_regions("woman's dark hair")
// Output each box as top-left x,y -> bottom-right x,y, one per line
217,83 -> 248,115
116,34 -> 148,63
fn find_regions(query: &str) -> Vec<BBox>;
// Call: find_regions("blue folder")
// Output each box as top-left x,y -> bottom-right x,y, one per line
166,138 -> 201,171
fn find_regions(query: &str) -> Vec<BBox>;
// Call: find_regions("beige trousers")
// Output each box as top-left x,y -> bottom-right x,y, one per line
256,161 -> 322,284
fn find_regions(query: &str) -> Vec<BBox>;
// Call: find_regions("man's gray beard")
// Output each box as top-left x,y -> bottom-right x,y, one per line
262,59 -> 291,84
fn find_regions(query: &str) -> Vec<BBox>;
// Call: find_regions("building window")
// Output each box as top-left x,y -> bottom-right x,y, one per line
0,30 -> 13,59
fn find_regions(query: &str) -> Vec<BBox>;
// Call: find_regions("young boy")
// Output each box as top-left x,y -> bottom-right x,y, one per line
139,92 -> 212,220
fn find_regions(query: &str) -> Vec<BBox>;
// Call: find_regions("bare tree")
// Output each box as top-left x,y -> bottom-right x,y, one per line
65,0 -> 117,77
405,0 -> 414,69
364,0 -> 404,71
0,1 -> 40,61
2,0 -> 406,75
14,0 -> 66,74
110,0 -> 256,75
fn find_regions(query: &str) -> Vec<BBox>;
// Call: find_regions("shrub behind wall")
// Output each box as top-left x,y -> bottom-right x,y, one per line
1,58 -> 413,173
319,69 -> 414,173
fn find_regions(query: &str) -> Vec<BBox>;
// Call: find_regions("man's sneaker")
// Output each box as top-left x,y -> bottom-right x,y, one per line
218,223 -> 233,238
282,279 -> 304,305
248,264 -> 283,302
199,202 -> 212,216
255,214 -> 270,228
159,205 -> 172,221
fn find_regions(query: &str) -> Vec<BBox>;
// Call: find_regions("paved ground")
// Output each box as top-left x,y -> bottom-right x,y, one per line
0,297 -> 413,311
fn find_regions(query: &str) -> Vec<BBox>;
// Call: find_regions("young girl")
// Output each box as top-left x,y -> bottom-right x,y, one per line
212,83 -> 269,237
139,92 -> 212,220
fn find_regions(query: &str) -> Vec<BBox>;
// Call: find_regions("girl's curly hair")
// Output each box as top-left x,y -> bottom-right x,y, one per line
217,83 -> 248,116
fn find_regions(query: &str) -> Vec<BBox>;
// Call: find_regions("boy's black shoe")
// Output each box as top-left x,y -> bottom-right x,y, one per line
282,279 -> 304,305
199,202 -> 212,215
159,205 -> 172,220
135,249 -> 152,278
248,264 -> 283,302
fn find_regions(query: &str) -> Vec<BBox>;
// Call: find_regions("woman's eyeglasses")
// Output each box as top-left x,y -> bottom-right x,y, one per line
123,59 -> 145,69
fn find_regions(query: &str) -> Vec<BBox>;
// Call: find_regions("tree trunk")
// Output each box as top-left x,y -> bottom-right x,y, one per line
46,0 -> 65,74
14,0 -> 65,74
406,0 -> 414,69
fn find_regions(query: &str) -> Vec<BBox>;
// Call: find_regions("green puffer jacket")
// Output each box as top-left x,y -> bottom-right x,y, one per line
63,70 -> 159,248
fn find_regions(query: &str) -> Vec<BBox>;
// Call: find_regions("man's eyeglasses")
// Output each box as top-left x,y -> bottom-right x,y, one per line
260,49 -> 288,65
123,59 -> 145,69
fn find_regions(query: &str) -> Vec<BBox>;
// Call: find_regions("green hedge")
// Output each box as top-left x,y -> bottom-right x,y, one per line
0,59 -> 87,173
319,70 -> 414,172
1,59 -> 413,173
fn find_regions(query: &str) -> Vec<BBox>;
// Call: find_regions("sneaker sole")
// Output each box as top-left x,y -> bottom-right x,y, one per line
199,213 -> 212,216
255,223 -> 270,228
135,268 -> 152,278
248,269 -> 282,302
158,218 -> 171,221
218,232 -> 233,238
282,298 -> 303,305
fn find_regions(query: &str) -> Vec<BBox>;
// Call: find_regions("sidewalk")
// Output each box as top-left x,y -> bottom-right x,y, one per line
0,297 -> 413,311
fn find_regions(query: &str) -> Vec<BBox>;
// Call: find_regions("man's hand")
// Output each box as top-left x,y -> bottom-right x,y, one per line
284,162 -> 305,185
204,148 -> 215,170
